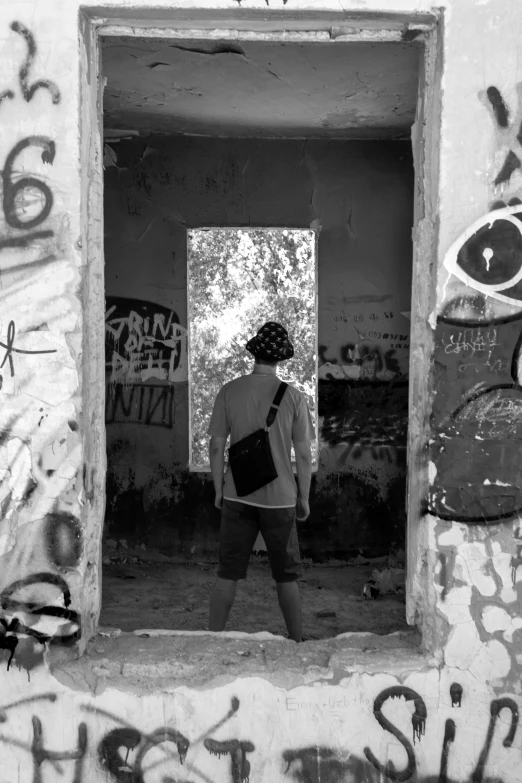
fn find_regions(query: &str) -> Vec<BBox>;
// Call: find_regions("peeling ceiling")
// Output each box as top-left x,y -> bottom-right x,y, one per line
102,39 -> 420,139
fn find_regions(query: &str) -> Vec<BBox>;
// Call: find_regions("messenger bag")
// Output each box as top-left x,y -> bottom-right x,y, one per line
228,382 -> 288,497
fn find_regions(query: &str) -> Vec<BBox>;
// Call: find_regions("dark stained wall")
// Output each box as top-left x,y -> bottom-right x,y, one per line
103,136 -> 413,559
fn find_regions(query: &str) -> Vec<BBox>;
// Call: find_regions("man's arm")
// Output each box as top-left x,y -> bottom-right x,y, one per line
209,436 -> 227,509
294,440 -> 312,521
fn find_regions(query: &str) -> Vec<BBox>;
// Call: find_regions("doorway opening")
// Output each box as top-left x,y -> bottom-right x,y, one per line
99,34 -> 421,640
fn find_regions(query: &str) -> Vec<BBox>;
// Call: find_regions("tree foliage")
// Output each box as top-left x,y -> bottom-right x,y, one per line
188,228 -> 317,469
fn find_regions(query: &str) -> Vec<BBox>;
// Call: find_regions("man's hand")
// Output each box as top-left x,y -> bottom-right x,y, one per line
209,436 -> 227,512
294,441 -> 312,522
296,498 -> 310,521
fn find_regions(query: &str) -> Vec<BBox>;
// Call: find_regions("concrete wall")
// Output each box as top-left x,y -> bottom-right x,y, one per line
1,1 -> 522,781
1,635 -> 520,783
104,136 -> 413,558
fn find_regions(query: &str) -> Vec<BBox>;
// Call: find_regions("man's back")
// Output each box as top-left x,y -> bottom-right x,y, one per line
209,371 -> 313,508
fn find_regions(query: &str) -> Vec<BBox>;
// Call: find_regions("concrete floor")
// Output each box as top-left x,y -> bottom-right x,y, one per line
100,558 -> 408,639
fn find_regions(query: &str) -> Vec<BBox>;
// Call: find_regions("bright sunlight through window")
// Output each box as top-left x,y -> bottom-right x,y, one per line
187,228 -> 317,471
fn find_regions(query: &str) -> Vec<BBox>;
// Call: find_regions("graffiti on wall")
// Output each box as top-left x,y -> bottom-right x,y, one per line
1,135 -> 57,241
0,318 -> 57,389
0,21 -> 61,107
0,684 -> 518,782
443,207 -> 522,309
105,297 -> 187,386
483,85 -> 522,192
317,305 -> 408,476
95,696 -> 255,783
428,83 -> 522,521
0,24 -> 66,381
318,339 -> 404,382
319,304 -> 409,383
431,206 -> 522,521
0,572 -> 81,670
0,20 -> 82,666
319,381 -> 408,471
105,383 -> 176,428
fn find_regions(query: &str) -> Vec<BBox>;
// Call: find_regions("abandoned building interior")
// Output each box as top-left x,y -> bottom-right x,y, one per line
100,35 -> 419,638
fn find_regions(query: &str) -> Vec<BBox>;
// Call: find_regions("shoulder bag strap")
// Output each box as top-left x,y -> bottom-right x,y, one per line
265,382 -> 288,430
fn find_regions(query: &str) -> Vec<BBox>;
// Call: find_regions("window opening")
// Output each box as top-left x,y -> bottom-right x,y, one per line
187,227 -> 318,472
99,31 -> 423,642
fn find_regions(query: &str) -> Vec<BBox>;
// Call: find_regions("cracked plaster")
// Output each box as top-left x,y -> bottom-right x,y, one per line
101,38 -> 420,138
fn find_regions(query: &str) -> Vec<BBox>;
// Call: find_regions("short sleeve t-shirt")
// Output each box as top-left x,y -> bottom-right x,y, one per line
208,373 -> 315,508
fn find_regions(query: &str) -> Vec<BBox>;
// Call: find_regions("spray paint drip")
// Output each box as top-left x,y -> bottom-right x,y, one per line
482,246 -> 494,271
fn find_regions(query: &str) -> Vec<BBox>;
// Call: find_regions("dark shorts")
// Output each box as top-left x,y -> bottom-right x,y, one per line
218,499 -> 302,583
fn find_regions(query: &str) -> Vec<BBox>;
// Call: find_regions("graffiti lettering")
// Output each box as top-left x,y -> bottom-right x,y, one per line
444,328 -> 500,356
0,687 -> 518,782
105,297 -> 187,385
320,381 -> 408,470
283,746 -> 354,782
205,739 -> 255,783
439,719 -> 456,783
319,340 -> 402,382
31,717 -> 87,783
96,697 -> 241,782
322,434 -> 402,467
443,327 -> 507,374
472,699 -> 519,783
332,313 -> 398,324
0,319 -> 57,381
364,686 -> 427,782
98,727 -> 141,783
134,727 -> 190,779
9,22 -> 61,104
105,383 -> 175,428
2,136 -> 55,231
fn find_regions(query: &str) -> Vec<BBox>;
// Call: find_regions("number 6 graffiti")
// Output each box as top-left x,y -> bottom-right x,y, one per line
2,136 -> 55,230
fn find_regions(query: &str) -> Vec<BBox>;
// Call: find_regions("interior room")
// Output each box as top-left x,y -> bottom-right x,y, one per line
99,35 -> 419,639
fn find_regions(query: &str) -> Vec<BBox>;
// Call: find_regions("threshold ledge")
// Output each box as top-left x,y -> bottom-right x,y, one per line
50,628 -> 434,694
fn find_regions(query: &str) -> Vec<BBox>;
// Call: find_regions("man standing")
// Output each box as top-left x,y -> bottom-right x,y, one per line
208,322 -> 314,642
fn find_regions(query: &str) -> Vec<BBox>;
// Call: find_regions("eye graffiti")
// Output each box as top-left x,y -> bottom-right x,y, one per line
443,206 -> 522,309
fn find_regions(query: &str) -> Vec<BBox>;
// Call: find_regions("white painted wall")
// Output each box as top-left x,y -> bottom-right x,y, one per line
0,659 -> 520,781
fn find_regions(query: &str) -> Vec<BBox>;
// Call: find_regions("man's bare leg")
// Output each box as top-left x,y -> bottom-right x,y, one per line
277,581 -> 302,642
209,577 -> 237,631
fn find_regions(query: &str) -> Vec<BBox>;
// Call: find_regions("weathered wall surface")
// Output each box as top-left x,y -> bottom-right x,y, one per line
420,2 -> 522,698
0,6 -> 88,663
1,1 -> 522,781
0,633 -> 521,783
104,137 -> 413,557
